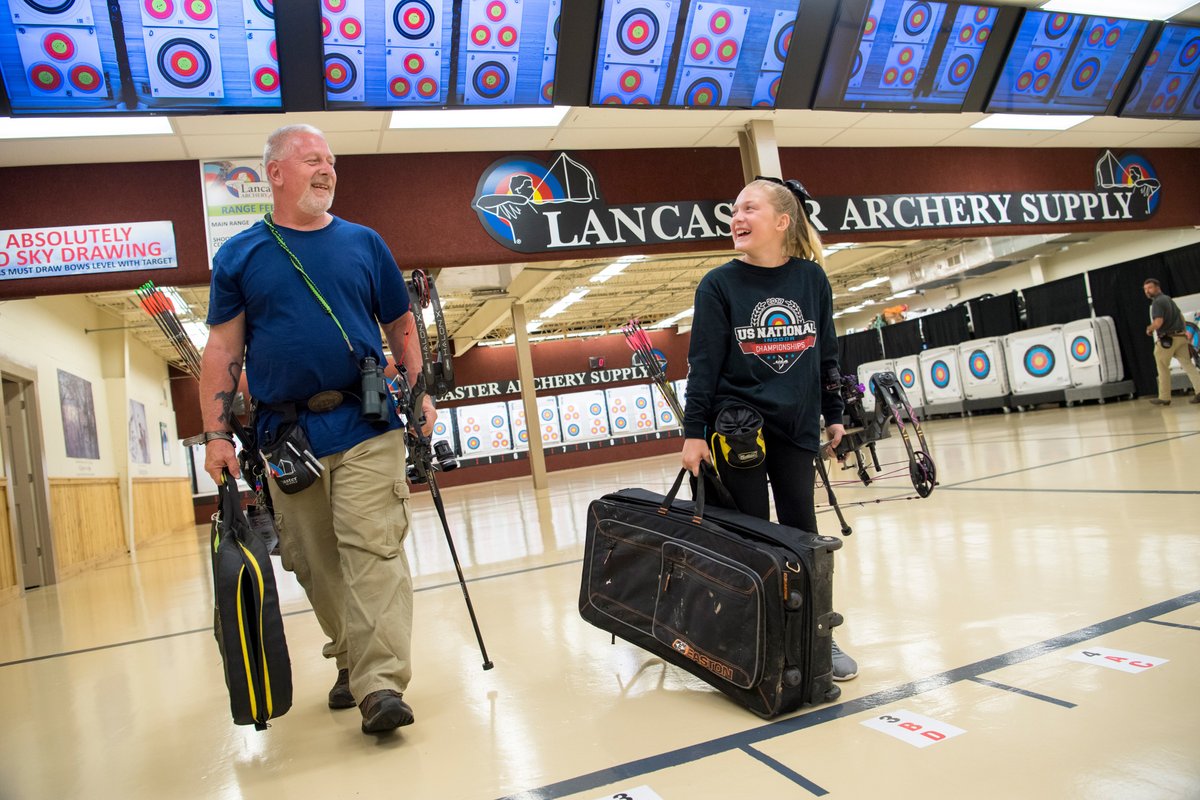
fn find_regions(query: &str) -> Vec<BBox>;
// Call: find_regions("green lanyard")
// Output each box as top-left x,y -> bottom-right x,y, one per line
262,213 -> 356,359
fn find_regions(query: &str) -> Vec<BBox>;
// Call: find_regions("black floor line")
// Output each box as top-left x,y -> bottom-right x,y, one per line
740,745 -> 828,796
495,590 -> 1199,800
967,676 -> 1077,708
1145,619 -> 1200,632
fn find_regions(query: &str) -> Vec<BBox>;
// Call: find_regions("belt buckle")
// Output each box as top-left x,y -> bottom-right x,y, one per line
307,390 -> 345,412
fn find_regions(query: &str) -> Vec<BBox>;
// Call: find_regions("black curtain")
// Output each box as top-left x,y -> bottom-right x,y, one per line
838,329 -> 884,378
1022,274 -> 1090,327
920,306 -> 970,349
1162,242 -> 1200,297
1088,253 -> 1167,397
881,318 -> 923,358
967,292 -> 1021,338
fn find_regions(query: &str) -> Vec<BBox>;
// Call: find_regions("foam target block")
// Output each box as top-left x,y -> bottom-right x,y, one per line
1031,11 -> 1079,48
1013,47 -> 1064,97
891,0 -> 940,45
650,384 -> 679,430
1057,50 -> 1111,99
455,401 -> 512,455
936,48 -> 978,93
463,51 -> 518,103
387,0 -> 444,48
1004,325 -> 1072,393
322,0 -> 365,47
1062,318 -> 1103,388
878,43 -> 925,90
847,41 -> 874,89
672,66 -> 733,107
507,398 -> 562,450
606,385 -> 655,437
544,0 -> 560,55
465,0 -> 523,52
323,44 -> 364,102
893,355 -> 925,408
385,46 -> 444,103
855,359 -> 894,414
760,9 -> 793,71
430,407 -> 457,452
752,71 -> 781,107
14,24 -> 107,97
957,339 -> 1010,399
595,62 -> 659,104
558,390 -> 609,443
8,0 -> 94,26
919,346 -> 964,403
601,0 -> 673,66
242,0 -> 273,30
681,2 -> 748,70
143,26 -> 224,98
139,0 -> 218,30
245,30 -> 279,98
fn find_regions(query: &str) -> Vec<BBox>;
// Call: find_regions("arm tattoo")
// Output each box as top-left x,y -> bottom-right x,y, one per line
213,361 -> 240,425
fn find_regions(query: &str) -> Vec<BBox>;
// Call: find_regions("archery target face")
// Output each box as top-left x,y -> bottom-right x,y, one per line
597,63 -> 658,104
1023,344 -> 1056,377
603,0 -> 672,65
15,25 -> 106,97
1033,11 -> 1078,47
752,71 -> 781,107
466,0 -> 523,52
144,28 -> 224,98
968,349 -> 991,379
324,46 -> 364,102
545,0 -> 561,55
899,368 -> 917,388
880,44 -> 924,89
1058,53 -> 1111,99
245,30 -> 279,97
674,67 -> 732,107
322,0 -> 365,47
895,0 -> 936,44
936,49 -> 977,92
848,41 -> 874,88
607,385 -> 655,436
139,0 -> 217,30
10,0 -> 94,25
464,53 -> 517,103
385,47 -> 444,103
243,0 -> 274,29
760,9 -> 792,71
929,359 -> 951,388
1070,335 -> 1094,363
651,383 -> 678,429
389,0 -> 441,48
455,402 -> 512,454
540,53 -> 555,103
559,390 -> 609,442
682,2 -> 748,70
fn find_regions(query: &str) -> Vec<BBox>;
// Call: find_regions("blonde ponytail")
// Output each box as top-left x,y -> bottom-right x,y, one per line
747,178 -> 826,267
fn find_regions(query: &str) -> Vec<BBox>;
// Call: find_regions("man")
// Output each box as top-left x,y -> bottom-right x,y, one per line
198,124 -> 437,734
1143,278 -> 1200,406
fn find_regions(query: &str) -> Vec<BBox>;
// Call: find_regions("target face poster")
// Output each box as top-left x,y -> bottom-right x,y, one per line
200,157 -> 273,268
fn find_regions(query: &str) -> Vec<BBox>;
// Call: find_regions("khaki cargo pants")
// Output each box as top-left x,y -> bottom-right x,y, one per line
271,427 -> 414,703
1153,334 -> 1200,402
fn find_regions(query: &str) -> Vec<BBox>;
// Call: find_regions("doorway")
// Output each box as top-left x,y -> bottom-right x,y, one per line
2,374 -> 53,589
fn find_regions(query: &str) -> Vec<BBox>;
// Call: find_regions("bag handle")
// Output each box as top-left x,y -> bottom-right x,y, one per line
660,467 -> 706,525
217,469 -> 245,540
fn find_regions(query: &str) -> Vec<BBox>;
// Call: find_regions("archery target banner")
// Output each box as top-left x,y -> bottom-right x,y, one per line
430,406 -> 457,453
13,24 -> 107,98
324,44 -> 364,102
606,384 -> 656,438
465,0 -> 522,52
245,30 -> 279,98
681,3 -> 749,70
558,390 -> 611,443
322,0 -> 365,47
138,0 -> 218,30
388,0 -> 443,48
455,401 -> 514,456
242,0 -> 273,29
1004,325 -> 1072,393
918,346 -> 964,403
143,27 -> 223,98
893,355 -> 925,408
855,359 -> 893,414
464,51 -> 517,103
672,66 -> 733,106
958,338 -> 1010,399
507,397 -> 563,450
385,46 -> 444,103
649,383 -> 680,430
9,0 -> 94,26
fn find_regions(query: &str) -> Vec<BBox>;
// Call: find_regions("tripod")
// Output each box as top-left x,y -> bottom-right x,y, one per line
394,368 -> 494,671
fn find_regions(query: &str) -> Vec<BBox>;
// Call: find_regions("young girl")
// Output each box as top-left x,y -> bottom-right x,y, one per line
680,177 -> 856,680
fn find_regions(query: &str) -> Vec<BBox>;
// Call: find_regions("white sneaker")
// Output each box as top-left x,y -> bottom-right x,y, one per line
831,637 -> 858,681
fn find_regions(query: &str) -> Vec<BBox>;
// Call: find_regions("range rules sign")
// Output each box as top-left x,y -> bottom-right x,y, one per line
1,221 -> 178,281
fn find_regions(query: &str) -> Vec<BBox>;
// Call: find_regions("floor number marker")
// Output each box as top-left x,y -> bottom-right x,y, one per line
591,787 -> 663,800
1067,646 -> 1168,673
862,709 -> 966,748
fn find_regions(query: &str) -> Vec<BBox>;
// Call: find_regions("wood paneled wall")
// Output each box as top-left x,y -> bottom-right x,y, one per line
0,480 -> 18,603
49,478 -> 125,580
132,478 -> 195,546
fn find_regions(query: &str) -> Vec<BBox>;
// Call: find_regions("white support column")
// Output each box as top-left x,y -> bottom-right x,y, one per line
510,303 -> 548,490
738,118 -> 782,182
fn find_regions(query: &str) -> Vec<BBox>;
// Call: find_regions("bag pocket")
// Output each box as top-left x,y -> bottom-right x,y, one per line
653,541 -> 765,689
260,421 -> 320,494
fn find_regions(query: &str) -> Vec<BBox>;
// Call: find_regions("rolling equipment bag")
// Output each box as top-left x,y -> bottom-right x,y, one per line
579,469 -> 843,718
211,473 -> 292,729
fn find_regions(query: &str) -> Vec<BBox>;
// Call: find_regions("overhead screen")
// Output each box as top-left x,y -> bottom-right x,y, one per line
590,0 -> 803,108
986,10 -> 1152,115
0,0 -> 283,114
1121,23 -> 1200,120
322,0 -> 561,108
814,0 -> 1006,112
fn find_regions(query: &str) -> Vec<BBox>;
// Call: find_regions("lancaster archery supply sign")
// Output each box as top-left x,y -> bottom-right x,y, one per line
0,222 -> 177,281
472,150 -> 1161,254
200,157 -> 273,269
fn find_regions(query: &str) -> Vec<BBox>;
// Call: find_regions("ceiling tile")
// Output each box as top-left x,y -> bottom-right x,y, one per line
936,128 -> 1061,147
0,137 -> 188,167
1125,131 -> 1200,147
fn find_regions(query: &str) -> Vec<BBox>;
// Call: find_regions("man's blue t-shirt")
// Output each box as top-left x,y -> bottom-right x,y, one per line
207,216 -> 409,457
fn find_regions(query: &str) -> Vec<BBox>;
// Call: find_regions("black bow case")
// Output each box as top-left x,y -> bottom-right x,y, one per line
579,470 -> 844,718
211,474 -> 292,730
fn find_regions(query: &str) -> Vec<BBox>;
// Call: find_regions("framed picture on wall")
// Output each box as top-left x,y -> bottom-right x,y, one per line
56,369 -> 100,460
160,422 -> 171,466
128,400 -> 150,465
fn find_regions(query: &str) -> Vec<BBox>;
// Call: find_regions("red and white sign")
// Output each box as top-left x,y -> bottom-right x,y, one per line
0,221 -> 177,281
862,709 -> 966,748
1067,647 -> 1168,673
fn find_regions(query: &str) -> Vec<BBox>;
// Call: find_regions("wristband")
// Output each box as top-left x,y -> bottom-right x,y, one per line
182,430 -> 235,447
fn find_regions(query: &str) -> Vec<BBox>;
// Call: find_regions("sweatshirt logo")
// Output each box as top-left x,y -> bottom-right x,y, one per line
734,298 -> 817,374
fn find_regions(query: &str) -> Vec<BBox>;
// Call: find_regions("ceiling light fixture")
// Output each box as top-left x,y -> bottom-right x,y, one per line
540,287 -> 590,319
1040,0 -> 1192,20
0,115 -> 174,139
655,307 -> 694,329
847,276 -> 890,292
390,105 -> 571,130
590,254 -> 645,283
971,114 -> 1092,131
887,289 -> 917,300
